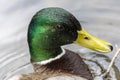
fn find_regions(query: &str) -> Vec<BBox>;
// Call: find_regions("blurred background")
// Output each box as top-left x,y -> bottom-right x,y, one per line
0,0 -> 120,80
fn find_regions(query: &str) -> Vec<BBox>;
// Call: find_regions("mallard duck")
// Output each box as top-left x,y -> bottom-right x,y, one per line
8,7 -> 113,80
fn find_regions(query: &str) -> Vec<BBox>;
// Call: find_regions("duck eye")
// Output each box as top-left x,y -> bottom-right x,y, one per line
55,25 -> 64,31
84,36 -> 89,40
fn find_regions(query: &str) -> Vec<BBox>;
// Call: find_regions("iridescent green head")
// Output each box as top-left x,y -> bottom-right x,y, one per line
28,7 -> 113,62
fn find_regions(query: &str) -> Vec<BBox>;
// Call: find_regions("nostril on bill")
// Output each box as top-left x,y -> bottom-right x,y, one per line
108,45 -> 113,51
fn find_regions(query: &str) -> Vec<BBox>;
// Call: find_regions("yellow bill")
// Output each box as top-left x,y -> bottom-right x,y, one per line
74,28 -> 113,53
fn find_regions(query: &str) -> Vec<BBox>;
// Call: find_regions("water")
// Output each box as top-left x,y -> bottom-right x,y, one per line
64,44 -> 120,80
0,0 -> 120,80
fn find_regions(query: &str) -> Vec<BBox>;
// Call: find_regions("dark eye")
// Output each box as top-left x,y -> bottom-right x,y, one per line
55,25 -> 64,31
84,36 -> 89,40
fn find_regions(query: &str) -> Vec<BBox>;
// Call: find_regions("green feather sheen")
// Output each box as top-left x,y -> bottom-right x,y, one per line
28,7 -> 80,62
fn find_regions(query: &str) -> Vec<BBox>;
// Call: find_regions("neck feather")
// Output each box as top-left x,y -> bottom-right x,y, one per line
36,47 -> 65,65
30,46 -> 64,63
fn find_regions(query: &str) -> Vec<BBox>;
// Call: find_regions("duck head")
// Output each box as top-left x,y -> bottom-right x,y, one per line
28,7 -> 113,62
